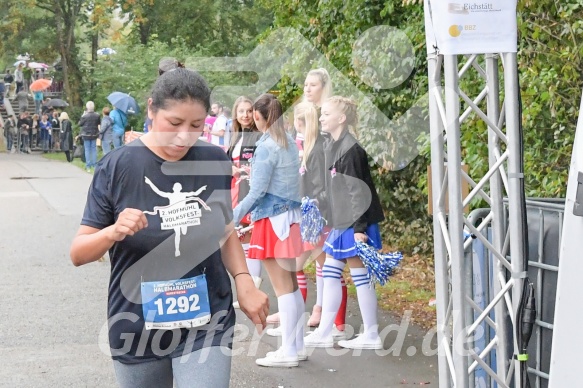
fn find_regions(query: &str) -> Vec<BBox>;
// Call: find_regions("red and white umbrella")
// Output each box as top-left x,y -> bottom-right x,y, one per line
28,62 -> 49,69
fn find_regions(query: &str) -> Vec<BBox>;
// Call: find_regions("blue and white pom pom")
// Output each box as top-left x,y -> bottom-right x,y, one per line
356,241 -> 403,286
300,196 -> 325,245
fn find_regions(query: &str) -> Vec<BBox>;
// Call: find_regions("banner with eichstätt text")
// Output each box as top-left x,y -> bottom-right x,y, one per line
425,0 -> 517,55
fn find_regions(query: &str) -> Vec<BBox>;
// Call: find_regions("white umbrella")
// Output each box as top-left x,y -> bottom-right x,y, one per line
97,48 -> 116,55
16,54 -> 30,61
13,60 -> 26,67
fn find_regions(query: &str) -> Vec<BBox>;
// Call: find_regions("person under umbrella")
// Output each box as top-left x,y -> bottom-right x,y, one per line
107,92 -> 139,149
109,106 -> 127,149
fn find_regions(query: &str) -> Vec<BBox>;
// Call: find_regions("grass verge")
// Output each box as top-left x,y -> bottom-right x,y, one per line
42,151 -> 103,174
304,253 -> 437,330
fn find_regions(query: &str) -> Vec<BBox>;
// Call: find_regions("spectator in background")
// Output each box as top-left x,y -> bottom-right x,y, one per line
100,106 -> 114,156
78,101 -> 101,171
17,111 -> 31,153
4,116 -> 17,153
0,80 -> 5,108
4,70 -> 14,99
16,90 -> 28,114
33,90 -> 44,115
42,98 -> 53,116
39,113 -> 52,153
209,102 -> 227,147
59,112 -> 73,162
50,111 -> 60,151
15,64 -> 24,93
109,106 -> 127,149
31,114 -> 40,148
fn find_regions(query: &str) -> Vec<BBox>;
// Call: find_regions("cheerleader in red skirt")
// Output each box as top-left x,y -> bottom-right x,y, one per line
304,96 -> 385,350
227,96 -> 264,306
233,94 -> 305,367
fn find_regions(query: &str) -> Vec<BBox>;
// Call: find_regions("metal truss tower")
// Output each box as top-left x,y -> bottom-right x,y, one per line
426,18 -> 526,388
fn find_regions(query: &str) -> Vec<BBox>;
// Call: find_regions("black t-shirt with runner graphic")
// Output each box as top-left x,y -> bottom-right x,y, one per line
81,138 -> 235,364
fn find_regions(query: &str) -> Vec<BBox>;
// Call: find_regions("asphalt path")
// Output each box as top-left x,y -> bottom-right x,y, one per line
0,152 -> 438,387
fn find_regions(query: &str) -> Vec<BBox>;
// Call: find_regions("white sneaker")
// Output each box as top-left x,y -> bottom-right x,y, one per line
305,325 -> 346,340
233,300 -> 240,309
337,334 -> 383,350
256,348 -> 299,367
304,328 -> 334,348
266,347 -> 308,362
266,326 -> 282,337
252,276 -> 262,288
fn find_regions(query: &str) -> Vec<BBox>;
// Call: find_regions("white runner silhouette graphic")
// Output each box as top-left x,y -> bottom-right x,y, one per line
143,177 -> 210,257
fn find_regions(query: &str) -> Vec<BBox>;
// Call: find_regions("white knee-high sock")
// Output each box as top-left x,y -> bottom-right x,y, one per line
277,292 -> 298,357
293,289 -> 305,351
320,257 -> 345,337
243,244 -> 262,278
315,262 -> 323,306
350,267 -> 379,339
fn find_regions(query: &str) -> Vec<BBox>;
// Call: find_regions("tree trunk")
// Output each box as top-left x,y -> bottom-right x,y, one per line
54,5 -> 83,107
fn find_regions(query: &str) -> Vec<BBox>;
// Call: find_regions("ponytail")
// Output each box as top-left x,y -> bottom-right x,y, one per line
253,93 -> 288,148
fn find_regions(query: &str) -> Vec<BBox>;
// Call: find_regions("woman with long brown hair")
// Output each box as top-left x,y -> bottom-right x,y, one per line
227,96 -> 264,306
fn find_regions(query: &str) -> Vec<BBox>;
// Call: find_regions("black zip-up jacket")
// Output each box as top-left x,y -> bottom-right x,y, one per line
227,128 -> 262,202
78,112 -> 101,140
324,129 -> 384,233
300,134 -> 329,221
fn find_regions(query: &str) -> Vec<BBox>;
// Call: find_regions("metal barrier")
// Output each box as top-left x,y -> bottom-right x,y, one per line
523,199 -> 563,388
467,199 -> 563,388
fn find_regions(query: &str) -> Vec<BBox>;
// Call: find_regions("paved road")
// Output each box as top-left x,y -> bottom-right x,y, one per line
0,152 -> 439,387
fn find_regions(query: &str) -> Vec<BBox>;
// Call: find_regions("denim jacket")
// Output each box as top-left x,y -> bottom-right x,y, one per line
233,132 -> 301,225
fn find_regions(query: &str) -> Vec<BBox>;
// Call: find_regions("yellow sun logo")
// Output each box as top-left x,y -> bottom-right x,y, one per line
449,25 -> 462,37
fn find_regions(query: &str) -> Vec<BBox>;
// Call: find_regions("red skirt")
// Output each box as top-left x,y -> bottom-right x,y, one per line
248,218 -> 304,259
231,176 -> 251,225
303,226 -> 332,251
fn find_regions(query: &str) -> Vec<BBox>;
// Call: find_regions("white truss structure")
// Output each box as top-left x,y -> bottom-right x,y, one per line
427,49 -> 527,387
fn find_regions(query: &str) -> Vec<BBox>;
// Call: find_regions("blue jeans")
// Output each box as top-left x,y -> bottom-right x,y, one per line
83,139 -> 97,169
102,131 -> 114,155
6,133 -> 13,151
112,346 -> 231,388
34,100 -> 42,115
113,131 -> 124,149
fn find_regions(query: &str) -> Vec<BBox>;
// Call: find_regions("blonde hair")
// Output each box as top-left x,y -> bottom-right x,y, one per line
294,102 -> 319,169
326,96 -> 358,136
304,68 -> 333,106
253,94 -> 288,148
59,112 -> 69,121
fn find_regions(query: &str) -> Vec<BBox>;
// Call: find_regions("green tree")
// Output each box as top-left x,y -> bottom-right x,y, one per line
116,0 -> 273,55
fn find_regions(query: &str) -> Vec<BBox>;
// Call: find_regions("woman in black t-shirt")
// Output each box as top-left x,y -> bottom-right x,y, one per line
70,69 -> 268,388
